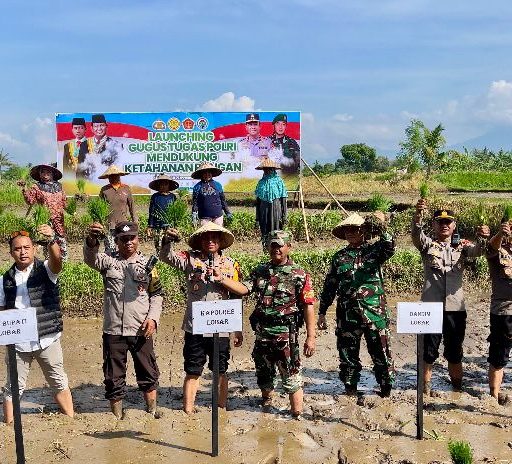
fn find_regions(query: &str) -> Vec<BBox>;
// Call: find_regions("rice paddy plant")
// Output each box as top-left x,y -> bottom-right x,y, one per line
419,181 -> 430,199
448,440 -> 473,464
367,193 -> 393,212
155,198 -> 189,229
0,212 -> 31,240
0,181 -> 25,207
86,197 -> 111,227
65,197 -> 77,216
475,201 -> 488,224
227,211 -> 258,238
503,202 -> 512,221
76,179 -> 86,194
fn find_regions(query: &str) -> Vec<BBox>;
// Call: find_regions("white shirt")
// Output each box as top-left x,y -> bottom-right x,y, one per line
0,261 -> 61,352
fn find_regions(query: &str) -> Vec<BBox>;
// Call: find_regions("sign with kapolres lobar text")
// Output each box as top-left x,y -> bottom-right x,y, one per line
192,300 -> 243,335
396,302 -> 443,334
0,308 -> 38,345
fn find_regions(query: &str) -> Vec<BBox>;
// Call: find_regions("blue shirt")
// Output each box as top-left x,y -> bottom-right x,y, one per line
148,192 -> 177,228
192,180 -> 230,219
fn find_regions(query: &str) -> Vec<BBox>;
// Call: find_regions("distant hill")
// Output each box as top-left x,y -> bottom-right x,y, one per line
450,128 -> 512,152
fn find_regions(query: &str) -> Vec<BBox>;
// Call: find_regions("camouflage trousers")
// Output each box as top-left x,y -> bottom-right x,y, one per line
336,318 -> 395,387
252,336 -> 302,394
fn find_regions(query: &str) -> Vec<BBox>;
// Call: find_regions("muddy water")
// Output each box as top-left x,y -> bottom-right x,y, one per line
1,295 -> 511,464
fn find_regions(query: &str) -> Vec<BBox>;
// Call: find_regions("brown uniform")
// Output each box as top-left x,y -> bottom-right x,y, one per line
412,221 -> 486,364
99,184 -> 137,230
159,242 -> 241,375
83,242 -> 162,400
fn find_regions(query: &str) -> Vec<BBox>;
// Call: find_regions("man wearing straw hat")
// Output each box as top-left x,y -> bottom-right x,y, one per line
191,162 -> 232,227
147,174 -> 179,254
255,157 -> 288,249
318,212 -> 396,397
160,222 -> 242,414
84,220 -> 163,419
217,230 -> 316,418
99,165 -> 137,256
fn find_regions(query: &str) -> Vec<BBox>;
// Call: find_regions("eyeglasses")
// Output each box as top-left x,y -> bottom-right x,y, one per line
10,230 -> 30,239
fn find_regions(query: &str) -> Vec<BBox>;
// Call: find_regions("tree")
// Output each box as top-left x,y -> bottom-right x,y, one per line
398,119 -> 446,177
0,149 -> 14,179
338,143 -> 378,172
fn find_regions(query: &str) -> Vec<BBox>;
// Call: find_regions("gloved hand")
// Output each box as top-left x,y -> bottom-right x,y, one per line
192,211 -> 199,227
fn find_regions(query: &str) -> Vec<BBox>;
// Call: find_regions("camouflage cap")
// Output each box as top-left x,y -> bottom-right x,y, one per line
268,230 -> 292,246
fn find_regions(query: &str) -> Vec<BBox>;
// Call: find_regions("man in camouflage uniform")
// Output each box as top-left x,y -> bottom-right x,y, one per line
318,212 -> 395,397
220,230 -> 316,417
269,113 -> 300,174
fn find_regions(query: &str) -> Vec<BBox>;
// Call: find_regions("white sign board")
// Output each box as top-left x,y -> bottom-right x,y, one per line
396,302 -> 443,334
0,308 -> 38,345
192,299 -> 243,335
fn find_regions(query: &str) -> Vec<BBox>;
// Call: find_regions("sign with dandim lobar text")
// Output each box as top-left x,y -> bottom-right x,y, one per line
396,302 -> 443,334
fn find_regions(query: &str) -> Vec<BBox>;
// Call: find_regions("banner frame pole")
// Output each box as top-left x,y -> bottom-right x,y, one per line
416,334 -> 424,440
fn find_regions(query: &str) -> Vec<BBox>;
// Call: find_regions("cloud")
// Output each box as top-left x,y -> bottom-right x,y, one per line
199,92 -> 255,112
333,113 -> 353,122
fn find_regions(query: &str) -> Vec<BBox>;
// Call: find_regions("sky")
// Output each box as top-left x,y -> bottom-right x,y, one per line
1,0 -> 512,165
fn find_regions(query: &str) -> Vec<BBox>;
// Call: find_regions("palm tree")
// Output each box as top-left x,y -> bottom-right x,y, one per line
421,124 -> 445,178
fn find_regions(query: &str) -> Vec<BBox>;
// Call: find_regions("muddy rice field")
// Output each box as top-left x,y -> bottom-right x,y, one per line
1,237 -> 511,464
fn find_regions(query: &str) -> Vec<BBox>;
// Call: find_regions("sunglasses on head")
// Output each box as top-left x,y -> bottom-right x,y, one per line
10,230 -> 30,239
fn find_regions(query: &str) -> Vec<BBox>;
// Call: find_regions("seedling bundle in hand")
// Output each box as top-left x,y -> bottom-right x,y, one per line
30,204 -> 52,243
87,197 -> 111,235
155,198 -> 189,229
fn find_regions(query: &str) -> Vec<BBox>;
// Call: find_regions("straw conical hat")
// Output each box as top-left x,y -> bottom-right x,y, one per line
255,157 -> 281,170
30,164 -> 62,182
148,174 -> 179,191
98,165 -> 129,179
332,213 -> 365,240
191,162 -> 222,180
188,221 -> 234,251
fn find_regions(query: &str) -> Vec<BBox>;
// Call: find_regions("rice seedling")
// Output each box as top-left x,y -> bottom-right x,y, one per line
86,196 -> 111,228
503,202 -> 512,221
65,197 -> 77,216
76,179 -> 86,195
475,201 -> 488,224
155,198 -> 189,229
367,193 -> 393,212
419,181 -> 430,199
448,440 -> 473,464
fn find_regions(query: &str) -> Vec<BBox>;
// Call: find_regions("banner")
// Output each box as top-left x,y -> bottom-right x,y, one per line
56,111 -> 301,194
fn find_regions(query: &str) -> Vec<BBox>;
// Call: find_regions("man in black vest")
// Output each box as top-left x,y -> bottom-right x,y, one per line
2,225 -> 74,424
